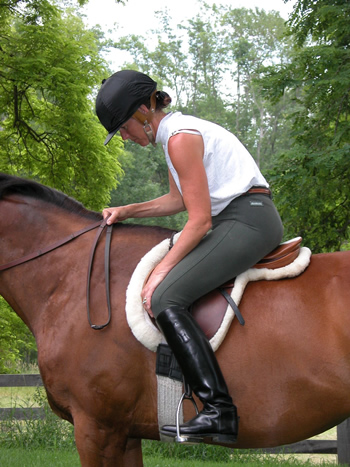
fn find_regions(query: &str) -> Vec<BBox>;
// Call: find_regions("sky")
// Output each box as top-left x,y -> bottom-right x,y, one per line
82,0 -> 295,70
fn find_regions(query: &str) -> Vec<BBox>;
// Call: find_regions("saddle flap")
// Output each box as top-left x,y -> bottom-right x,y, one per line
191,289 -> 229,340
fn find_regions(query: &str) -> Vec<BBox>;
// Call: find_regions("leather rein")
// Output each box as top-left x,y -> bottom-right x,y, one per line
0,219 -> 113,331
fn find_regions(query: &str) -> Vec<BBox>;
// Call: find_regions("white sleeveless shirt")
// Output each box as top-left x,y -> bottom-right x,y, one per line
155,112 -> 268,216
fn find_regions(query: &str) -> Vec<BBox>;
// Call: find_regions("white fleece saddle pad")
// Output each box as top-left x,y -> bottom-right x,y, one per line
125,232 -> 312,352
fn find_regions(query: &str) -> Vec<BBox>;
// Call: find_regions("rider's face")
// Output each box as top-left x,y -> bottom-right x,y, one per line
119,118 -> 150,146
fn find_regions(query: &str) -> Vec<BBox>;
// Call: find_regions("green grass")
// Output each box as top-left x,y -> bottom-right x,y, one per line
0,386 -> 38,408
0,447 -> 339,466
0,448 -> 80,467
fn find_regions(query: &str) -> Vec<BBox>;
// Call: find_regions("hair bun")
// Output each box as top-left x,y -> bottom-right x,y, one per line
155,90 -> 172,109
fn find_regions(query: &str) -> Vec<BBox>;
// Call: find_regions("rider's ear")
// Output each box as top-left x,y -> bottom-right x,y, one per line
138,105 -> 149,115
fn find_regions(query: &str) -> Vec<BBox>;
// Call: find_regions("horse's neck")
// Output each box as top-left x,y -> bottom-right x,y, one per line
0,198 -> 94,333
1,196 -> 83,252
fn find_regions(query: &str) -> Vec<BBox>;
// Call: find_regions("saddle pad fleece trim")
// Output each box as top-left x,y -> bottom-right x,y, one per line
125,232 -> 312,352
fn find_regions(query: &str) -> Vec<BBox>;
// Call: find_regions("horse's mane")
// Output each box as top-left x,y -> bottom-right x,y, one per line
0,173 -> 102,221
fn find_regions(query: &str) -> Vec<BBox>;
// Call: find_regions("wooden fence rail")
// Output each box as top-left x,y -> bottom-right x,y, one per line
0,373 -> 45,421
1,374 -> 349,464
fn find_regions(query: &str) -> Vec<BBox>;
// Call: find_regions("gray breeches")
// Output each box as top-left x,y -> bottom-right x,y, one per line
151,192 -> 283,318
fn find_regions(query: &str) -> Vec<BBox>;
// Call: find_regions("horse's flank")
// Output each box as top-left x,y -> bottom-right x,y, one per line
1,173 -> 350,466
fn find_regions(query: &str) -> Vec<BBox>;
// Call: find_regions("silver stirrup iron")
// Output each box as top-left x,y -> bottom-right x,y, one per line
175,382 -> 200,444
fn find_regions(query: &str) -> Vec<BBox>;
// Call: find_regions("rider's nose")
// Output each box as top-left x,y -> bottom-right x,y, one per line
119,128 -> 129,140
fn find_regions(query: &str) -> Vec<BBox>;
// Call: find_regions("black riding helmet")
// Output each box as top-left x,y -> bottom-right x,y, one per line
96,70 -> 157,145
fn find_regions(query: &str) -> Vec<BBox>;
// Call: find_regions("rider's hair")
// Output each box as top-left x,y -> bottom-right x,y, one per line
142,91 -> 172,111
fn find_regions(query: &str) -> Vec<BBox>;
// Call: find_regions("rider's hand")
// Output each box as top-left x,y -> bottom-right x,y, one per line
141,264 -> 169,318
102,206 -> 129,225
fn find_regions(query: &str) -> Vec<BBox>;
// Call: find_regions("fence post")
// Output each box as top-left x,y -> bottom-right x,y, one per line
337,418 -> 350,465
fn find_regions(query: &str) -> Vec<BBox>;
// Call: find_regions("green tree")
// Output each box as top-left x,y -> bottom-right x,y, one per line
179,13 -> 228,125
0,0 -> 124,210
221,7 -> 294,168
114,10 -> 189,108
149,12 -> 190,110
263,0 -> 350,252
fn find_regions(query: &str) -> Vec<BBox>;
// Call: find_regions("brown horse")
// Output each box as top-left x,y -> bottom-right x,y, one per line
1,172 -> 350,466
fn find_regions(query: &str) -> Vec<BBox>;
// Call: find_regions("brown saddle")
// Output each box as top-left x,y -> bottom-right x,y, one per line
191,237 -> 302,339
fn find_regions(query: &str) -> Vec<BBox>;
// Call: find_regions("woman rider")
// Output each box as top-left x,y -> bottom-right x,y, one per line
95,69 -> 284,443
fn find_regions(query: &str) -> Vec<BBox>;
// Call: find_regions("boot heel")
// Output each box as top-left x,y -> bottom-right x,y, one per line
212,414 -> 239,444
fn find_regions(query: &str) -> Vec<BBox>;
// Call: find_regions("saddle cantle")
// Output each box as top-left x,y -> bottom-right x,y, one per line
191,237 -> 303,340
253,237 -> 302,270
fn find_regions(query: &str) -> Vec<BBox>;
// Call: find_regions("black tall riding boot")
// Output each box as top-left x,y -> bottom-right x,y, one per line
156,306 -> 238,444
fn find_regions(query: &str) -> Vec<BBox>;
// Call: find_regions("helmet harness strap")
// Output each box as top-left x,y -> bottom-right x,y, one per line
132,91 -> 157,147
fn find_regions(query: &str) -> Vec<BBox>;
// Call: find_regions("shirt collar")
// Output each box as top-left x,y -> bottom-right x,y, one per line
155,112 -> 173,144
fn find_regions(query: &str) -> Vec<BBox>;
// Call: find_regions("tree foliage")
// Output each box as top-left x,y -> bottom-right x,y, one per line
0,0 -> 124,210
114,4 -> 292,170
262,0 -> 350,251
